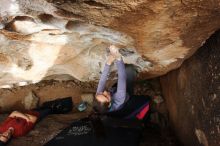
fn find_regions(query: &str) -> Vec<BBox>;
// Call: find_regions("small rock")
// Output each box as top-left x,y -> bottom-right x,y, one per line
81,93 -> 94,105
22,91 -> 39,110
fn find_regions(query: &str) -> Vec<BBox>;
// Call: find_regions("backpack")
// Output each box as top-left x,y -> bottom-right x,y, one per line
107,95 -> 151,119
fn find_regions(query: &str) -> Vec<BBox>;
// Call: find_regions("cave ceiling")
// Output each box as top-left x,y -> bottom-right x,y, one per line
0,0 -> 220,88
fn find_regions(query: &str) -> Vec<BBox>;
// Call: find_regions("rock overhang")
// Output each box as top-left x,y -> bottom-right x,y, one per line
0,0 -> 220,88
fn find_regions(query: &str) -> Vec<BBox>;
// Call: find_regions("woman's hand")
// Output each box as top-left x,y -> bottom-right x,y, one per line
106,54 -> 116,65
109,45 -> 121,60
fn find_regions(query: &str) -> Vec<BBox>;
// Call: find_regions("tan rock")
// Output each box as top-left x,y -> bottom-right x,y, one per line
81,93 -> 94,105
22,91 -> 39,110
0,0 -> 220,87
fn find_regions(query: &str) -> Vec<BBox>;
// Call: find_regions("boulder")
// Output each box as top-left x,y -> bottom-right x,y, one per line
160,30 -> 220,146
0,0 -> 219,87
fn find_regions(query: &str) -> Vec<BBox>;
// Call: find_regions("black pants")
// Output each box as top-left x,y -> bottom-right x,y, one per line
34,108 -> 52,122
0,141 -> 5,146
125,64 -> 137,96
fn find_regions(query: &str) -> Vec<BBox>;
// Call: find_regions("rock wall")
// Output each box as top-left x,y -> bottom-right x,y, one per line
160,30 -> 220,146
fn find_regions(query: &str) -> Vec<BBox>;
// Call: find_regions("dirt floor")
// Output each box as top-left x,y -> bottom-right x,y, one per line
0,79 -> 180,146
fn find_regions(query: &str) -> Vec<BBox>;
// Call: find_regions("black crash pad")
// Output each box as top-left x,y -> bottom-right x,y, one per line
44,117 -> 142,146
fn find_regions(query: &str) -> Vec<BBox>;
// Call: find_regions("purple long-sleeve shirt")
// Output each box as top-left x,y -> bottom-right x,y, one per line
96,60 -> 128,111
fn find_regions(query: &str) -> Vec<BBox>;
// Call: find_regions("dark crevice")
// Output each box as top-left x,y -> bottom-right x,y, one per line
4,16 -> 35,32
84,0 -> 109,8
55,8 -> 85,20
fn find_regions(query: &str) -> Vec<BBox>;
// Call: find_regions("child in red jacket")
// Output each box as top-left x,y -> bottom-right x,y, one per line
0,97 -> 73,146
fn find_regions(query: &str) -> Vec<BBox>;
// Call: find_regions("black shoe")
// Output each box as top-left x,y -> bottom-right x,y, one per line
42,97 -> 73,114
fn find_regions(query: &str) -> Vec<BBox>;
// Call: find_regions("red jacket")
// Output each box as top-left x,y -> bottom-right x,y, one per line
0,111 -> 39,137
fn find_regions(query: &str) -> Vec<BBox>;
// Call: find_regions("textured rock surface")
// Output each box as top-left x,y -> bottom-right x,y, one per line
0,80 -> 87,112
160,31 -> 220,146
0,0 -> 220,87
0,17 -> 149,87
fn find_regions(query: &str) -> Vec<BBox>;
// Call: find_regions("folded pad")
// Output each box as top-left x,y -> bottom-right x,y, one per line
44,117 -> 142,146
